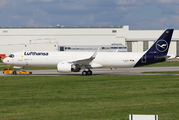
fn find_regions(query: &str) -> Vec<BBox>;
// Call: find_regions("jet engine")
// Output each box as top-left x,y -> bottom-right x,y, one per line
57,62 -> 81,72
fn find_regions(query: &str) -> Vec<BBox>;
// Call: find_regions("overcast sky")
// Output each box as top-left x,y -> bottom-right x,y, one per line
1,0 -> 179,30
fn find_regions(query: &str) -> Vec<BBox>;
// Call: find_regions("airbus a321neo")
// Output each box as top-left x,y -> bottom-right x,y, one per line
3,29 -> 174,75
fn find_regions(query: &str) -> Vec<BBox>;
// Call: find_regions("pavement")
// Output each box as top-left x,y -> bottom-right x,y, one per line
1,67 -> 179,76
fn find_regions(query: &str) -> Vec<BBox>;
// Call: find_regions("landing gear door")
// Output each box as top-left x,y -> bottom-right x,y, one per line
18,52 -> 24,61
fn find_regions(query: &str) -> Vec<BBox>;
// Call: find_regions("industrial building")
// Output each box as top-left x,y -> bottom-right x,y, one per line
0,25 -> 178,57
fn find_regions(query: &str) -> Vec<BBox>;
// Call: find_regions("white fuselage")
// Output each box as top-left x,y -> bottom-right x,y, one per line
3,51 -> 144,68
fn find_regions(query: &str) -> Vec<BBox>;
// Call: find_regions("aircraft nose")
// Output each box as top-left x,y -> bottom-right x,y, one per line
2,58 -> 8,64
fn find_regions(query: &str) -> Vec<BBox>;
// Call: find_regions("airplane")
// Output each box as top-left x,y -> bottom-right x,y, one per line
3,29 -> 174,75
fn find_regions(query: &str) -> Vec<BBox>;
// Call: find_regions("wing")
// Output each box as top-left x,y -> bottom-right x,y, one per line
69,49 -> 99,67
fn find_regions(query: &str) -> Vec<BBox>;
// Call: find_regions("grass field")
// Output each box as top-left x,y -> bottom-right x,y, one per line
143,71 -> 179,74
0,75 -> 179,120
145,61 -> 179,67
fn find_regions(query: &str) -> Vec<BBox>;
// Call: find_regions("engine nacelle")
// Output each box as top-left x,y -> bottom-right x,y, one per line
57,62 -> 72,72
57,62 -> 81,72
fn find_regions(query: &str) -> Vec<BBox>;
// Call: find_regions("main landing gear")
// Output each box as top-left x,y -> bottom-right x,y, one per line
82,69 -> 92,76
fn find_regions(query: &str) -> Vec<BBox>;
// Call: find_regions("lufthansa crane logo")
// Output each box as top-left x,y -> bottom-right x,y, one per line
156,39 -> 168,52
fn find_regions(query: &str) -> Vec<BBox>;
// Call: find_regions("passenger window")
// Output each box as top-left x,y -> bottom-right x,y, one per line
9,54 -> 14,58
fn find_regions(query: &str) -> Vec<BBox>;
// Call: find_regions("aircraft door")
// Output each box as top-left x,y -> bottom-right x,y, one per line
18,52 -> 24,61
103,55 -> 108,62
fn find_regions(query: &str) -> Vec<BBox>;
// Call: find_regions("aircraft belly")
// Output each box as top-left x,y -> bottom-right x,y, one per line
98,61 -> 137,68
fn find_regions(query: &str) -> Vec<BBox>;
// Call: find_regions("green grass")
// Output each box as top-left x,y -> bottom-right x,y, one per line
0,76 -> 179,120
145,61 -> 179,67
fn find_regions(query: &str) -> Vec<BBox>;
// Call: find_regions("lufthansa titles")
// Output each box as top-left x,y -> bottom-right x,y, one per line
24,52 -> 49,56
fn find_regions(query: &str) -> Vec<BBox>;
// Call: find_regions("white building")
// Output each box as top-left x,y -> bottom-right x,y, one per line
0,25 -> 178,56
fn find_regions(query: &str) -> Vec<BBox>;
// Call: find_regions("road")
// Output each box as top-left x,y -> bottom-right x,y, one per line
1,67 -> 179,76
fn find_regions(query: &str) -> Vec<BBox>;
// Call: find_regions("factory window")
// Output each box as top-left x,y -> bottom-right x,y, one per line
110,47 -> 118,49
112,30 -> 117,33
143,41 -> 148,51
3,30 -> 8,33
65,47 -> 71,49
102,47 -> 110,49
60,46 -> 64,51
127,42 -> 132,52
110,47 -> 127,49
177,41 -> 179,57
120,47 -> 127,49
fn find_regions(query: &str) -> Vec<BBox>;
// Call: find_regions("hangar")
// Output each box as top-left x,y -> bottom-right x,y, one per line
0,25 -> 178,57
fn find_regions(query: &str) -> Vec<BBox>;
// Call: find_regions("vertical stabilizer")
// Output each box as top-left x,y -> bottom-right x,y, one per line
134,29 -> 174,67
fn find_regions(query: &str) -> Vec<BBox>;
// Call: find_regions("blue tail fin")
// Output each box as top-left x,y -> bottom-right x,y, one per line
134,29 -> 174,67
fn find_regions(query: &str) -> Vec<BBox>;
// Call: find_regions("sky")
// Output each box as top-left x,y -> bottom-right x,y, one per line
1,0 -> 179,30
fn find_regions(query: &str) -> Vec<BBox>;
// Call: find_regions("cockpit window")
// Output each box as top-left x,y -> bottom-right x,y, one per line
9,54 -> 14,58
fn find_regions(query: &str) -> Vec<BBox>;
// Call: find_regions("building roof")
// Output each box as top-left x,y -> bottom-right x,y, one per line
0,26 -> 123,29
